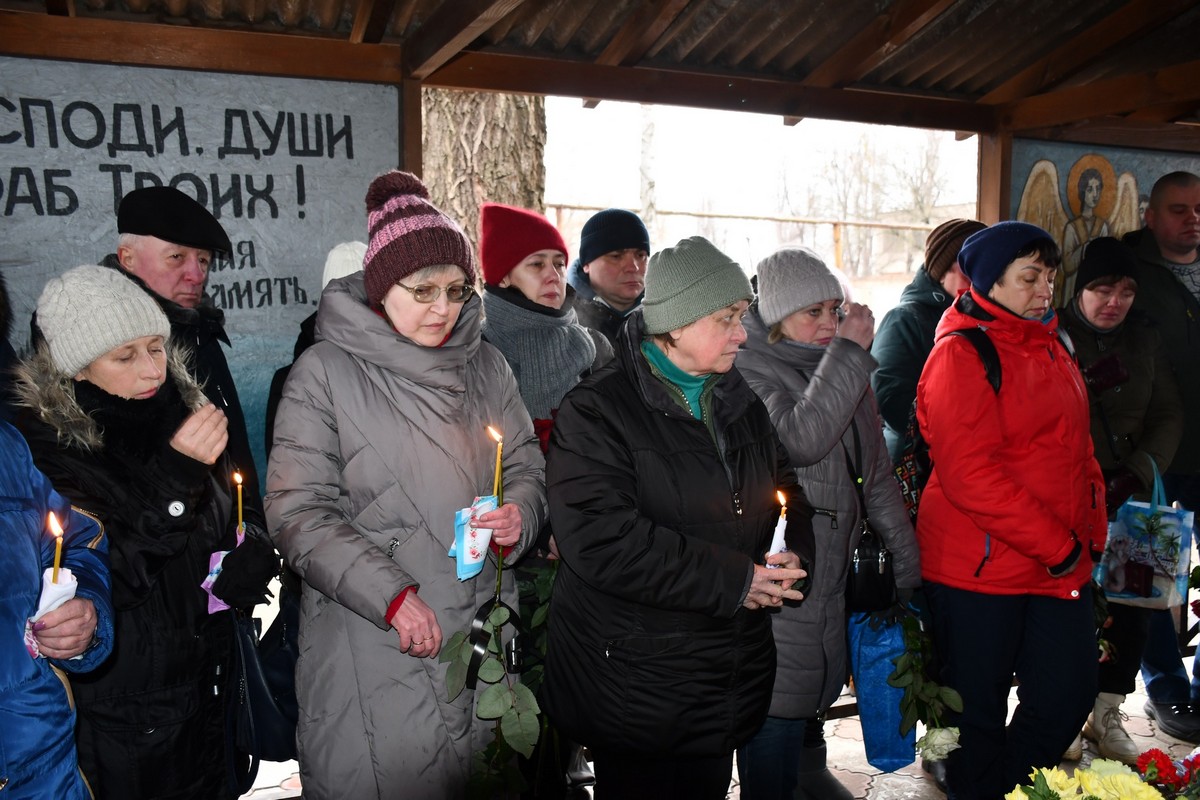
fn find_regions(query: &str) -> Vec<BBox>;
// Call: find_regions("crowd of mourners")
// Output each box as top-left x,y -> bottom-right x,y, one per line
3,167 -> 1200,800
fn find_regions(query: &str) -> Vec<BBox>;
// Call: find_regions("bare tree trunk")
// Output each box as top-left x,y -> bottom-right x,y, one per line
640,104 -> 657,232
421,88 -> 547,250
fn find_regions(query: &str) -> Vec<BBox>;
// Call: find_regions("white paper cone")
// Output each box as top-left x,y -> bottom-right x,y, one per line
767,514 -> 788,559
33,567 -> 78,621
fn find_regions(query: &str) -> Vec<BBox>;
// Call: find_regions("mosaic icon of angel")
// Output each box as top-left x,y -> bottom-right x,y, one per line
1016,155 -> 1141,304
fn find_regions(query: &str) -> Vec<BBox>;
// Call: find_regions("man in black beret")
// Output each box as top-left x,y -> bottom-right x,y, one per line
100,186 -> 264,523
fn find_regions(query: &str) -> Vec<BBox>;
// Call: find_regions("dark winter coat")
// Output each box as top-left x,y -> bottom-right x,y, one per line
1059,300 -> 1182,489
916,291 -> 1106,598
542,311 -> 813,758
1123,229 -> 1200,475
870,268 -> 954,461
13,346 -> 242,800
100,255 -> 263,518
738,307 -> 920,718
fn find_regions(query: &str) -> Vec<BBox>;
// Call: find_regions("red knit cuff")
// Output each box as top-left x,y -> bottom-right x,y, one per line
386,586 -> 416,623
490,541 -> 514,559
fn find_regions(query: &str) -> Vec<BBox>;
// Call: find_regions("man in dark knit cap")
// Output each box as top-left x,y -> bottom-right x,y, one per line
100,186 -> 264,522
565,207 -> 651,343
871,218 -> 986,461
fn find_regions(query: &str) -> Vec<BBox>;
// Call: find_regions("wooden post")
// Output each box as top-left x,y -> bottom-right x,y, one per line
977,131 -> 1013,223
399,79 -> 423,176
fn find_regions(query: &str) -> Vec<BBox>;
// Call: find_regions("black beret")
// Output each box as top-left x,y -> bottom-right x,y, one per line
118,186 -> 232,256
1076,237 -> 1138,295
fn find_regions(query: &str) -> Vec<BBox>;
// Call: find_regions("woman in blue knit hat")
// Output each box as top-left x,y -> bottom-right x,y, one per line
915,221 -> 1106,799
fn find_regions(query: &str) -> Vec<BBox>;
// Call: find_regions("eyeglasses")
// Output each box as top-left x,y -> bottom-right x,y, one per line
394,282 -> 475,304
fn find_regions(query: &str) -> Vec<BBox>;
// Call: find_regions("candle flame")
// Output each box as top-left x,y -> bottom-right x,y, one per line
48,511 -> 63,537
233,471 -> 243,486
776,491 -> 786,507
487,426 -> 502,443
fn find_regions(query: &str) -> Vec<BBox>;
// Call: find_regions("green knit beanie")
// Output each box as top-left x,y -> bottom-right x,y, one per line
642,236 -> 753,334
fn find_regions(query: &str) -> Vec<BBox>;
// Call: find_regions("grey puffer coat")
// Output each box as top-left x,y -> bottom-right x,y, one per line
737,306 -> 920,718
265,274 -> 547,800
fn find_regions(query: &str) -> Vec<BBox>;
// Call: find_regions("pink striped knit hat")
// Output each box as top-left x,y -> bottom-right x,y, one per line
362,171 -> 476,307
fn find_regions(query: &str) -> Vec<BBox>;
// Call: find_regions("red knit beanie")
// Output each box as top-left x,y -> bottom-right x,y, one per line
479,202 -> 568,287
362,171 -> 476,307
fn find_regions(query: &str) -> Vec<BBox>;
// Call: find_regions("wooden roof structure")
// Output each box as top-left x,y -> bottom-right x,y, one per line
4,0 -> 1199,217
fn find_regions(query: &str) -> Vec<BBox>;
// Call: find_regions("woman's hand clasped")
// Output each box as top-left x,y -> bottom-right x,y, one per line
389,592 -> 443,659
33,598 -> 98,659
837,302 -> 875,350
473,503 -> 523,548
743,551 -> 807,610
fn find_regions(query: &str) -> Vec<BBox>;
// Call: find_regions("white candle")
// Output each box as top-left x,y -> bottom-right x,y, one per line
767,491 -> 788,562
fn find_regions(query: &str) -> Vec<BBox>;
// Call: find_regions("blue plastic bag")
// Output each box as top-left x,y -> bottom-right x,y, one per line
847,611 -> 916,772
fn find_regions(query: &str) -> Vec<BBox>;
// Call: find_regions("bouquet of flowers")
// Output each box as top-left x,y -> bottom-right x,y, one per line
887,613 -> 962,761
1006,749 -> 1200,799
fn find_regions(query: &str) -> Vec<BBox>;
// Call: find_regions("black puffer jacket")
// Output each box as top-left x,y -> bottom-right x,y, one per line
542,312 -> 814,758
13,346 -> 247,800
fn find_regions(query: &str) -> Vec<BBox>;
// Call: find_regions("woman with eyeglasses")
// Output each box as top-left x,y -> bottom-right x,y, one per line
265,171 -> 547,800
734,247 -> 920,800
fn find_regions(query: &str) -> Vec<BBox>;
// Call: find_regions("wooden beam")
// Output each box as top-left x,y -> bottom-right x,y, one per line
426,51 -> 997,132
401,0 -> 524,80
594,0 -> 690,67
977,131 -> 1012,224
0,10 -> 405,83
399,78 -> 422,175
349,0 -> 398,44
1124,101 -> 1198,124
802,0 -> 955,88
1000,59 -> 1200,131
980,0 -> 1192,104
45,0 -> 74,17
1018,116 -> 1200,155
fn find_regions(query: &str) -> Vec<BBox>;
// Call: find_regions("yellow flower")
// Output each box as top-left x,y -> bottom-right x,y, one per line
1004,789 -> 1029,800
1076,763 -> 1159,800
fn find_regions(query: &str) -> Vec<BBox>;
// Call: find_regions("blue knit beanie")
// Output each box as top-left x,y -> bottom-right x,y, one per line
958,221 -> 1055,294
578,209 -> 650,267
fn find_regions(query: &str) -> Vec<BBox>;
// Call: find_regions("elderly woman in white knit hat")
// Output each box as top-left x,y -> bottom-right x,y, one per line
542,236 -> 814,800
735,246 -> 920,800
13,264 -> 277,800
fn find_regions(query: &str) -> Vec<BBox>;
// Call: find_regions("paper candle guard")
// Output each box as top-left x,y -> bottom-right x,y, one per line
449,495 -> 498,581
25,567 -> 78,658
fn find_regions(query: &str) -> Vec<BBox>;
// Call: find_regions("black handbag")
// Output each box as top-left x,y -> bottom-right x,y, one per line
843,421 -> 897,613
227,581 -> 300,794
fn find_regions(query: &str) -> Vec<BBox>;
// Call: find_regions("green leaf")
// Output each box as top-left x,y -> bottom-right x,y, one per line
531,603 -> 550,628
899,702 -> 920,737
440,630 -> 468,663
500,707 -> 541,758
446,659 -> 467,702
941,687 -> 963,713
488,605 -> 510,627
486,633 -> 503,656
477,657 -> 506,684
888,671 -> 913,688
511,680 -> 540,715
477,683 -> 513,719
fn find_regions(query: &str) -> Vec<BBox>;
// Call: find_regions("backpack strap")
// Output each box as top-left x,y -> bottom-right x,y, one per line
945,327 -> 1001,395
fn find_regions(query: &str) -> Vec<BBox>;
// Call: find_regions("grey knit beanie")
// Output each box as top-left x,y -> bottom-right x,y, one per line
642,236 -> 753,334
37,265 -> 171,376
756,247 -> 845,326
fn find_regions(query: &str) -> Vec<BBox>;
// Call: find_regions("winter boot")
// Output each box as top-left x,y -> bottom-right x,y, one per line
1083,692 -> 1140,766
793,742 -> 854,800
1062,732 -> 1083,761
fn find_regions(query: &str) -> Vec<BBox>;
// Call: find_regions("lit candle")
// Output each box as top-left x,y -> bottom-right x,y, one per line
487,426 -> 503,506
233,471 -> 244,532
767,491 -> 787,562
48,511 -> 64,584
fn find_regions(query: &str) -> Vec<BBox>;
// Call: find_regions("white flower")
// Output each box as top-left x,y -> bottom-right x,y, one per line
917,726 -> 961,762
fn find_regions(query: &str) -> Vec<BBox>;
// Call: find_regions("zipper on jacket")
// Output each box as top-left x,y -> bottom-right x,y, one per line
813,507 -> 838,530
973,535 -> 992,577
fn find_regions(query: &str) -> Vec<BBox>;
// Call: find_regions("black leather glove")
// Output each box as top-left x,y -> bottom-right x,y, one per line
1080,353 -> 1130,394
213,528 -> 280,608
1047,537 -> 1083,578
1103,467 -> 1143,516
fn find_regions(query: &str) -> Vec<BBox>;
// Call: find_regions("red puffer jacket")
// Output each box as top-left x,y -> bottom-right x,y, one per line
916,291 -> 1106,598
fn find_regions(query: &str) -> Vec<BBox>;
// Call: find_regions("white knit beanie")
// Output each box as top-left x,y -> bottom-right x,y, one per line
755,247 -> 845,326
37,265 -> 171,376
321,241 -> 367,288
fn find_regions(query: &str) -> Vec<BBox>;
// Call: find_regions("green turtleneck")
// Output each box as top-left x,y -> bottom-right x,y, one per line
640,339 -> 716,424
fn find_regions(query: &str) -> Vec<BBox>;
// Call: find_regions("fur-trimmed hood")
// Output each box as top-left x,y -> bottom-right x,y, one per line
13,342 -> 208,452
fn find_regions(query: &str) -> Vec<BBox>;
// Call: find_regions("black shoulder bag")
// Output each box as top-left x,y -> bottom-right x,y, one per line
844,420 -> 897,613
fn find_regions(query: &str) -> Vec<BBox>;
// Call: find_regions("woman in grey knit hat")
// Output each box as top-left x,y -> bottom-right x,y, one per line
542,236 -> 814,800
735,246 -> 920,800
13,264 -> 278,800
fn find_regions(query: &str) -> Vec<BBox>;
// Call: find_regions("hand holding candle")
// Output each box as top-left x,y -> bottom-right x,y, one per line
767,491 -> 788,566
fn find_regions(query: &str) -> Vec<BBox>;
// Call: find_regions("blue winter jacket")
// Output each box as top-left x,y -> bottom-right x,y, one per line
0,421 -> 112,799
